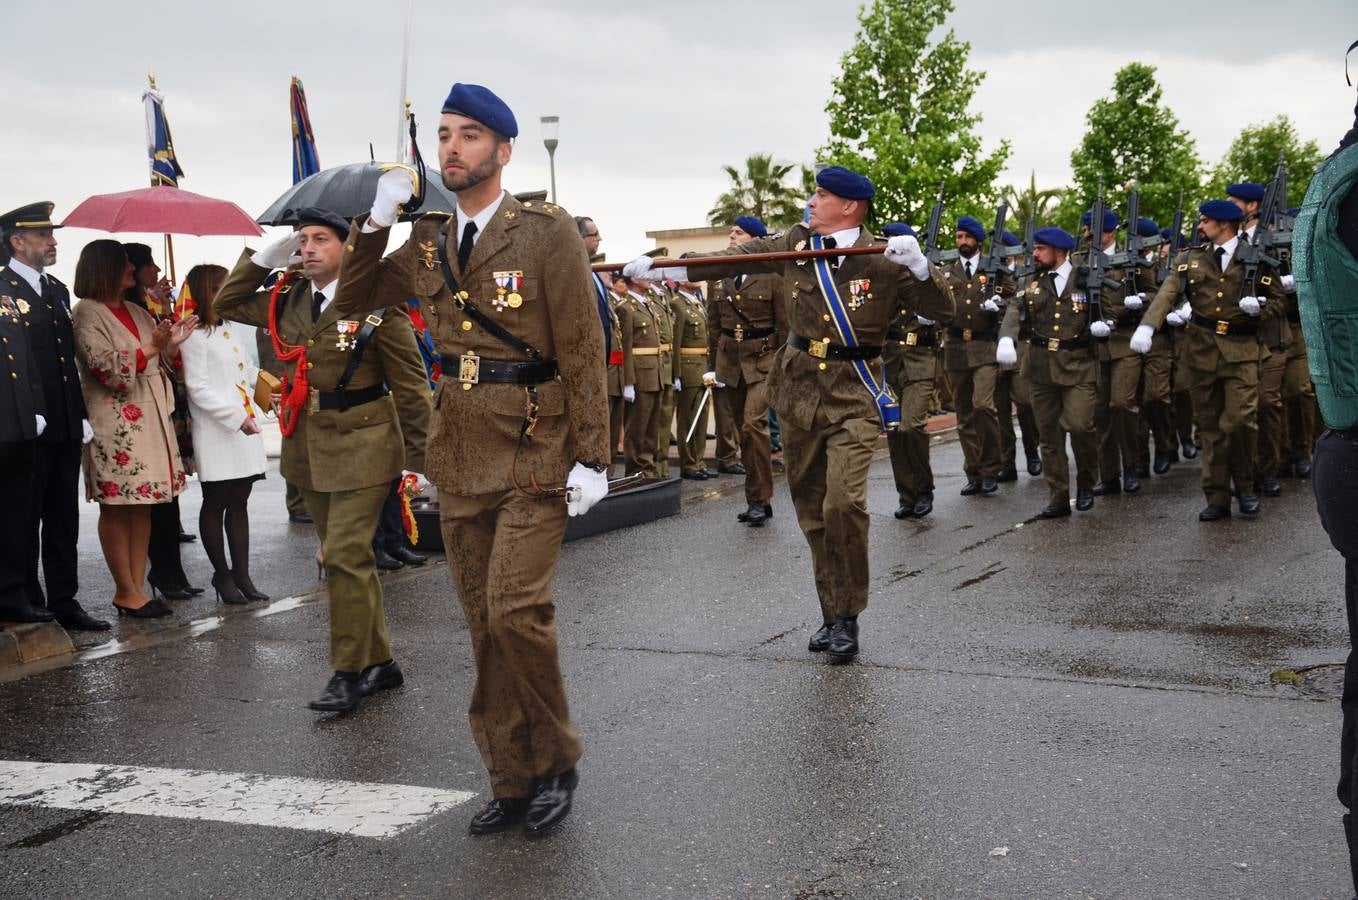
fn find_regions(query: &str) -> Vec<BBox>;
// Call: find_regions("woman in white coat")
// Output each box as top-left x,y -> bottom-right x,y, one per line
180,264 -> 268,604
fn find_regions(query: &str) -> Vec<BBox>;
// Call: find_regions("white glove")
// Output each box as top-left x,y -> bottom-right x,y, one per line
401,469 -> 430,495
565,463 -> 609,517
34,414 -> 46,437
1281,273 -> 1296,293
1123,292 -> 1145,311
1090,320 -> 1111,338
980,296 -> 1002,313
1129,324 -> 1155,354
884,235 -> 931,280
623,384 -> 636,403
370,167 -> 416,229
81,418 -> 94,444
622,257 -> 655,280
701,371 -> 718,387
251,231 -> 303,270
1177,301 -> 1192,320
996,337 -> 1017,366
673,378 -> 683,392
1239,296 -> 1262,317
916,315 -> 936,326
1166,311 -> 1186,327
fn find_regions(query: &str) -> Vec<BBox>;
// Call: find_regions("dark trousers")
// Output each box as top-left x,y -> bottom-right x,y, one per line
148,498 -> 189,587
0,441 -> 36,614
373,479 -> 406,553
25,438 -> 81,612
1312,427 -> 1358,895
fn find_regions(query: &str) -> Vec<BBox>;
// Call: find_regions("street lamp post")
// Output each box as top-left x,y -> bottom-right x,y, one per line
540,115 -> 560,204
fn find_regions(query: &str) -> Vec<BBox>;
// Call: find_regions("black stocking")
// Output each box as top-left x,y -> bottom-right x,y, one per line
198,481 -> 233,582
225,479 -> 257,592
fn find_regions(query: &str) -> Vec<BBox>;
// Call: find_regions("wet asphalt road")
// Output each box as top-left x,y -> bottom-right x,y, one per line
0,432 -> 1351,899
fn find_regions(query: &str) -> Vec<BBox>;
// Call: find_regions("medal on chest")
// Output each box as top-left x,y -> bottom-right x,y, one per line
493,270 -> 524,311
846,278 -> 872,311
1070,291 -> 1087,314
0,295 -> 17,319
419,241 -> 438,270
336,319 -> 360,351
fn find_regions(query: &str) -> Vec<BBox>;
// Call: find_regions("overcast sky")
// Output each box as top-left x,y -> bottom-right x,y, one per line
4,0 -> 1356,283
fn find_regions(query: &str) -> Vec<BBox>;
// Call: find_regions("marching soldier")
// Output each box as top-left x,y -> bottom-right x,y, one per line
881,223 -> 954,519
671,279 -> 712,479
1278,215 -> 1318,479
334,83 -> 611,834
618,275 -> 663,476
1159,227 -> 1200,462
993,229 -> 1042,480
577,218 -> 626,462
1130,199 -> 1286,520
626,166 -> 951,662
705,216 -> 786,526
997,227 -> 1101,518
215,207 -> 431,712
1135,219 -> 1180,477
943,215 -> 1015,496
650,279 -> 677,477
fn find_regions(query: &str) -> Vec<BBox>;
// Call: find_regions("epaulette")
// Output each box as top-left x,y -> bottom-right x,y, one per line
519,199 -> 564,218
414,210 -> 452,222
767,230 -> 786,241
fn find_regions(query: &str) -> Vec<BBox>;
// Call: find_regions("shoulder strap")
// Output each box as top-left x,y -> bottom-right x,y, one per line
334,312 -> 385,391
436,229 -> 542,361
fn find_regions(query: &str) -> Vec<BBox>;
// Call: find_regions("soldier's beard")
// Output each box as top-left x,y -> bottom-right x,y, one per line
958,246 -> 977,259
442,155 -> 498,193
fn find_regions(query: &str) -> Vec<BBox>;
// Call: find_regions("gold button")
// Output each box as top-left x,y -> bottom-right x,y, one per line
822,314 -> 831,322
1215,307 -> 1222,313
459,291 -> 470,300
462,382 -> 472,391
1054,313 -> 1061,319
308,339 -> 315,346
965,299 -> 971,305
59,356 -> 64,363
523,201 -> 533,207
56,337 -> 62,344
9,373 -> 15,380
346,244 -> 355,252
817,362 -> 827,371
63,376 -> 68,382
461,321 -> 472,331
6,354 -> 12,360
307,362 -> 315,369
1053,325 -> 1061,332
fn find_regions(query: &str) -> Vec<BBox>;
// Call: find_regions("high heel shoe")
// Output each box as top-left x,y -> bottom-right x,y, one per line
212,572 -> 248,605
232,574 -> 269,603
113,599 -> 172,619
147,574 -> 192,601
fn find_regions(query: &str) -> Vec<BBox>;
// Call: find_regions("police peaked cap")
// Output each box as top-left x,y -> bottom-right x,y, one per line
1081,208 -> 1119,232
1134,217 -> 1160,237
815,166 -> 874,200
442,83 -> 518,139
0,201 -> 61,231
1226,182 -> 1266,202
955,216 -> 985,241
883,222 -> 916,238
1033,226 -> 1076,251
733,215 -> 768,238
294,206 -> 351,239
1199,199 -> 1243,222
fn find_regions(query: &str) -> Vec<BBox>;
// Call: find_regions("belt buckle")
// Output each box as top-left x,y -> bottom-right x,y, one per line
808,338 -> 829,359
733,324 -> 744,341
307,387 -> 321,414
905,333 -> 918,347
458,353 -> 481,385
1047,338 -> 1060,352
962,328 -> 973,341
1215,320 -> 1229,335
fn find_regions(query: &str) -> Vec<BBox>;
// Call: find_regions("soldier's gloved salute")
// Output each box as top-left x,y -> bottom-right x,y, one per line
250,231 -> 302,270
369,167 -> 417,229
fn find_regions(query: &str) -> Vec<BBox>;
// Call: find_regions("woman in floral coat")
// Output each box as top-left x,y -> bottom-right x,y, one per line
71,240 -> 197,618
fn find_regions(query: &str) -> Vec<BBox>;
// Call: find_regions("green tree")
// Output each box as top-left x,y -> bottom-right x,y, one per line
816,0 -> 1009,228
707,154 -> 807,230
999,171 -> 1065,230
1054,62 -> 1201,231
1203,115 -> 1324,210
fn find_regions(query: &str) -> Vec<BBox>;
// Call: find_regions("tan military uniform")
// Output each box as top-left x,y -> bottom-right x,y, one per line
215,252 -> 430,675
1000,265 -> 1101,507
671,288 -> 710,476
1093,246 -> 1157,484
1137,259 -> 1178,469
883,303 -> 955,506
650,283 -> 677,477
333,193 -> 609,799
1143,241 -> 1286,507
701,224 -> 951,623
942,256 -> 1016,483
619,290 -> 662,477
706,272 -> 786,506
1281,290 -> 1317,467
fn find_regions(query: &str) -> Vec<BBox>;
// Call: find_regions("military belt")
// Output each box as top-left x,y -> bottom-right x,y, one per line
788,331 -> 881,361
1029,335 -> 1093,352
947,325 -> 999,343
659,342 -> 673,352
1115,311 -> 1142,329
1190,312 -> 1257,337
632,347 -> 660,356
310,382 -> 389,413
721,325 -> 774,341
679,347 -> 708,357
887,327 -> 937,348
454,357 -> 559,386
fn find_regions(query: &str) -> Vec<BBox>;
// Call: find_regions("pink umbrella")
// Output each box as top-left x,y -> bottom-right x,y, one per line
62,185 -> 263,237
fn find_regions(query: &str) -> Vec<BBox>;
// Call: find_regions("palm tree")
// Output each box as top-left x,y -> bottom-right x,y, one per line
1000,171 -> 1065,229
707,154 -> 807,230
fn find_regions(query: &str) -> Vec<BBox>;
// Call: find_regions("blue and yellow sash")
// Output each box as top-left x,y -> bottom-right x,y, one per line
810,234 -> 900,430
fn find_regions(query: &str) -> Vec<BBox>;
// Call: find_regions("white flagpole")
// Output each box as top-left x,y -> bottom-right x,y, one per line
396,0 -> 412,162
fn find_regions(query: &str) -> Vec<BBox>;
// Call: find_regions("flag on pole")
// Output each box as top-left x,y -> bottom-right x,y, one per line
291,77 -> 321,184
175,277 -> 196,319
143,72 -> 185,187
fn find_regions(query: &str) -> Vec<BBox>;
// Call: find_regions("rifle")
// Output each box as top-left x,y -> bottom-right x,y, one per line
1115,182 -> 1161,301
1014,217 -> 1037,290
1157,191 -> 1185,285
921,180 -> 957,265
1083,177 -> 1116,334
1235,152 -> 1288,299
976,201 -> 1010,287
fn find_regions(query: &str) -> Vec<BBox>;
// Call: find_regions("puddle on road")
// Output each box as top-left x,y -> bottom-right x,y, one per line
1272,663 -> 1345,700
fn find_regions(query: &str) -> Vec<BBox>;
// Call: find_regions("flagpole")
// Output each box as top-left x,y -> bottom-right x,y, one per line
396,0 -> 412,161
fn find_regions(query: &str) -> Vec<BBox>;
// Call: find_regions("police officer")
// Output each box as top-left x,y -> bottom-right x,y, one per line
998,227 -> 1101,518
705,216 -> 786,525
671,279 -> 711,479
334,83 -> 611,835
1131,199 -> 1286,520
626,166 -> 952,662
215,206 -> 431,711
0,203 -> 105,631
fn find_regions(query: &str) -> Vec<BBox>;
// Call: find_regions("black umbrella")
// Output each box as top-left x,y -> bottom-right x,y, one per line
257,162 -> 458,226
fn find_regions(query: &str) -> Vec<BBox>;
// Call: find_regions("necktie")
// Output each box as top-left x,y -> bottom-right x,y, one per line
458,221 -> 477,272
965,260 -> 973,279
311,290 -> 324,323
1215,246 -> 1226,272
734,274 -> 745,290
823,236 -> 837,249
38,274 -> 48,297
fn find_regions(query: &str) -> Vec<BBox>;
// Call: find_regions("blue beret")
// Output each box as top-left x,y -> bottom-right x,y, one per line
1286,207 -> 1300,218
1199,199 -> 1243,222
1134,217 -> 1160,237
1226,182 -> 1265,202
1001,230 -> 1020,247
732,215 -> 767,238
1033,226 -> 1076,251
441,83 -> 518,139
955,216 -> 985,240
815,165 -> 875,200
1081,209 -> 1119,232
294,206 -> 350,238
883,222 -> 916,238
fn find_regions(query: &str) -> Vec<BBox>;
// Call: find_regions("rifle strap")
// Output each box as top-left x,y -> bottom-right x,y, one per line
334,312 -> 385,392
436,229 -> 543,362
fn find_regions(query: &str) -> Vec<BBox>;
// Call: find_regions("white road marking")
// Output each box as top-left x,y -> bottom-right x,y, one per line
0,761 -> 475,839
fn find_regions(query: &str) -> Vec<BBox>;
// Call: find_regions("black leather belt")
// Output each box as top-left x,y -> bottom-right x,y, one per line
947,325 -> 999,342
1190,313 -> 1258,337
314,382 -> 389,412
1030,335 -> 1093,352
455,357 -> 559,385
788,332 -> 881,361
887,327 -> 937,348
1115,312 -> 1142,329
721,325 -> 774,340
